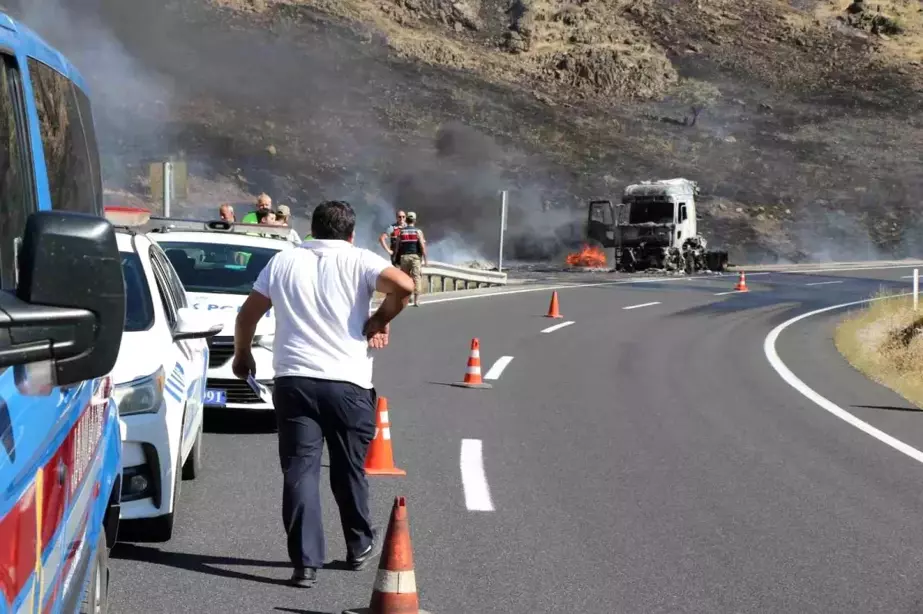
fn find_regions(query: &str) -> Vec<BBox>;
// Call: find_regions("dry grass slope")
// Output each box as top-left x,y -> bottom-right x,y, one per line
835,293 -> 923,409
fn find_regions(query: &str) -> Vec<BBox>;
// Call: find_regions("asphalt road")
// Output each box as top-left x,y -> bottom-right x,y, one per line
109,265 -> 923,614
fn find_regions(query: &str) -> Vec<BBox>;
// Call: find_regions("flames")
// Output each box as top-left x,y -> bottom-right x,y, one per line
566,244 -> 607,268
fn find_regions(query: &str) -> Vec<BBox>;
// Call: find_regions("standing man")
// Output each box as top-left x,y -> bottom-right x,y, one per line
378,210 -> 406,265
219,203 -> 235,222
232,201 -> 414,588
395,211 -> 427,307
242,193 -> 273,224
275,204 -> 304,244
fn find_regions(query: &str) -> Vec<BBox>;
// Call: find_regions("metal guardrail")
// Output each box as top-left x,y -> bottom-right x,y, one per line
420,261 -> 508,293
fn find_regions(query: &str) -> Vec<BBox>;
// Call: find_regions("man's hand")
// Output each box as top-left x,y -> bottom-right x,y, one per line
232,350 -> 256,380
363,318 -> 390,349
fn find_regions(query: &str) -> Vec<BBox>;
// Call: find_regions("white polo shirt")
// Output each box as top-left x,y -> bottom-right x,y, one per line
252,239 -> 391,389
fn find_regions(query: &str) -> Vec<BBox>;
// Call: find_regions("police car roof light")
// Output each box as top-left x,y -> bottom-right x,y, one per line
104,206 -> 152,227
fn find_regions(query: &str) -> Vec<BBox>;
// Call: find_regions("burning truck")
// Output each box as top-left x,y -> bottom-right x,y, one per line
583,178 -> 728,273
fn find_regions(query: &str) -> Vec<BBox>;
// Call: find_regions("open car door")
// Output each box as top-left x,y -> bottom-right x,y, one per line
587,200 -> 616,248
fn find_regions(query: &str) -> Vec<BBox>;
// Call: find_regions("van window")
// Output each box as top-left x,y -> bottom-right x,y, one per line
27,58 -> 98,215
0,55 -> 34,290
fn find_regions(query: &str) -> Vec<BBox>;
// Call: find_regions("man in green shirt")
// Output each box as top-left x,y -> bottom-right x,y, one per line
241,193 -> 273,224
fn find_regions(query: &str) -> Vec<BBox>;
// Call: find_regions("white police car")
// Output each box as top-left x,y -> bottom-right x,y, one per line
145,217 -> 298,411
108,210 -> 224,541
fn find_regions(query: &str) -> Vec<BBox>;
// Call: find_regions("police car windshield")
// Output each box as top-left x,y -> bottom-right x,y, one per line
156,241 -> 281,295
122,252 -> 155,332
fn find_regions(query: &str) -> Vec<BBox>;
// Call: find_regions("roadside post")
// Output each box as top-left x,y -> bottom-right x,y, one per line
499,190 -> 508,272
914,268 -> 919,312
162,161 -> 174,217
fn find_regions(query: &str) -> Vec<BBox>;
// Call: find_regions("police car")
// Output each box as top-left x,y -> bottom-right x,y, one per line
106,209 -> 224,541
144,218 -> 298,411
0,12 -> 126,613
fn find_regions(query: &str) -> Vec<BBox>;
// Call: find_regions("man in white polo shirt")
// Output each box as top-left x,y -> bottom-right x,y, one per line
232,201 -> 414,588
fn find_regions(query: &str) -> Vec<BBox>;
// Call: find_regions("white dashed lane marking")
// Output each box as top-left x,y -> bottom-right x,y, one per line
540,321 -> 575,334
484,356 -> 514,380
460,439 -> 494,512
622,302 -> 661,310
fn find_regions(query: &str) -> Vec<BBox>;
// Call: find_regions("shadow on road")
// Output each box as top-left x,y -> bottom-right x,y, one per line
275,608 -> 332,614
111,544 -> 292,587
852,404 -> 922,413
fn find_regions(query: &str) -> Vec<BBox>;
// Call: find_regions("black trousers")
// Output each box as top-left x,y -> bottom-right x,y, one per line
272,376 -> 377,569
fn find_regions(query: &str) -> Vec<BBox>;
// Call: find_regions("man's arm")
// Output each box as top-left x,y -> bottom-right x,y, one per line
378,230 -> 392,255
418,230 -> 428,265
363,267 -> 414,339
232,291 -> 272,378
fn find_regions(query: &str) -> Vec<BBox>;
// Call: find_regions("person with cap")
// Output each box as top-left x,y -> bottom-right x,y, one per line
378,210 -> 406,266
232,200 -> 414,588
394,211 -> 427,307
275,205 -> 303,244
242,193 -> 273,224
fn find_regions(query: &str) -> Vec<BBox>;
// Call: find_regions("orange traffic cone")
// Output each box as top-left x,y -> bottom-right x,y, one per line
734,271 -> 749,292
545,291 -> 564,318
451,338 -> 492,389
343,497 -> 432,614
365,397 -> 407,476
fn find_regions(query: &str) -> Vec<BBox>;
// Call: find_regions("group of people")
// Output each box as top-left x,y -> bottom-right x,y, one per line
378,209 -> 427,307
219,193 -> 305,243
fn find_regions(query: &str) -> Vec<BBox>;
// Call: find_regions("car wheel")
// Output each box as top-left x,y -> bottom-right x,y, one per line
79,530 -> 109,614
182,418 -> 203,480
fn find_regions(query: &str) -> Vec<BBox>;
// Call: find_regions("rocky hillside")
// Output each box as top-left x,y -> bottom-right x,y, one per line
10,0 -> 923,263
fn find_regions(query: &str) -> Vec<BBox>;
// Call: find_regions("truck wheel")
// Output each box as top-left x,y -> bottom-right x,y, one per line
182,419 -> 203,481
79,530 -> 109,614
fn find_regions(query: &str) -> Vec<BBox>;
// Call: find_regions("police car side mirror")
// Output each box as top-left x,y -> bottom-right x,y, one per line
173,307 -> 224,341
0,211 -> 126,386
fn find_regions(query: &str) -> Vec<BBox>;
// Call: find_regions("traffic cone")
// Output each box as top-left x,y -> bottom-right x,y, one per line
365,397 -> 407,476
734,271 -> 749,292
545,291 -> 564,318
343,497 -> 432,614
451,338 -> 492,389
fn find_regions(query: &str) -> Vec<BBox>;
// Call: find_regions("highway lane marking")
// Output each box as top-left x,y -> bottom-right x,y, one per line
460,439 -> 494,511
623,301 -> 661,310
804,280 -> 844,287
540,321 -> 575,334
714,290 -> 742,296
779,264 -> 923,274
484,356 -> 514,380
764,292 -> 923,466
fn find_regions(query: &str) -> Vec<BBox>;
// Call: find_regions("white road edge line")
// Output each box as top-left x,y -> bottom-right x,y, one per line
763,292 -> 923,465
540,320 -> 575,334
804,280 -> 844,287
779,264 -> 922,274
623,301 -> 661,310
484,356 -> 514,380
714,291 -> 741,296
460,439 -> 495,511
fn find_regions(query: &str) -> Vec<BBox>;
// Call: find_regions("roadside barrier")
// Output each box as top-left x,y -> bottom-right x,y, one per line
365,397 -> 407,476
343,496 -> 431,614
451,338 -> 492,389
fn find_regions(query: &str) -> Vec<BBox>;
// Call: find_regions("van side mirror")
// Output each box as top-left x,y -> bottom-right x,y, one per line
0,211 -> 126,386
173,307 -> 224,341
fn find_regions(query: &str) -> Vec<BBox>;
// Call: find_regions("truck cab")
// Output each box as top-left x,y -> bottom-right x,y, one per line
587,178 -> 727,273
0,13 -> 126,613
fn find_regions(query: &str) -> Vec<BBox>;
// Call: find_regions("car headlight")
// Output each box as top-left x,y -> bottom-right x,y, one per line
255,334 -> 275,351
113,366 -> 165,416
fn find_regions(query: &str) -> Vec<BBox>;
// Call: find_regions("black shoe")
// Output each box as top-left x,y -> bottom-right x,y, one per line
347,529 -> 383,570
288,567 -> 316,588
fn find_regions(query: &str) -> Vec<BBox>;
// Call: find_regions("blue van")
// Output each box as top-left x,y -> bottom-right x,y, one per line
0,12 -> 126,614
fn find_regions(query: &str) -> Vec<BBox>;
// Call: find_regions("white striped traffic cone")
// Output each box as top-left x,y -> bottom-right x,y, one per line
451,338 -> 492,389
